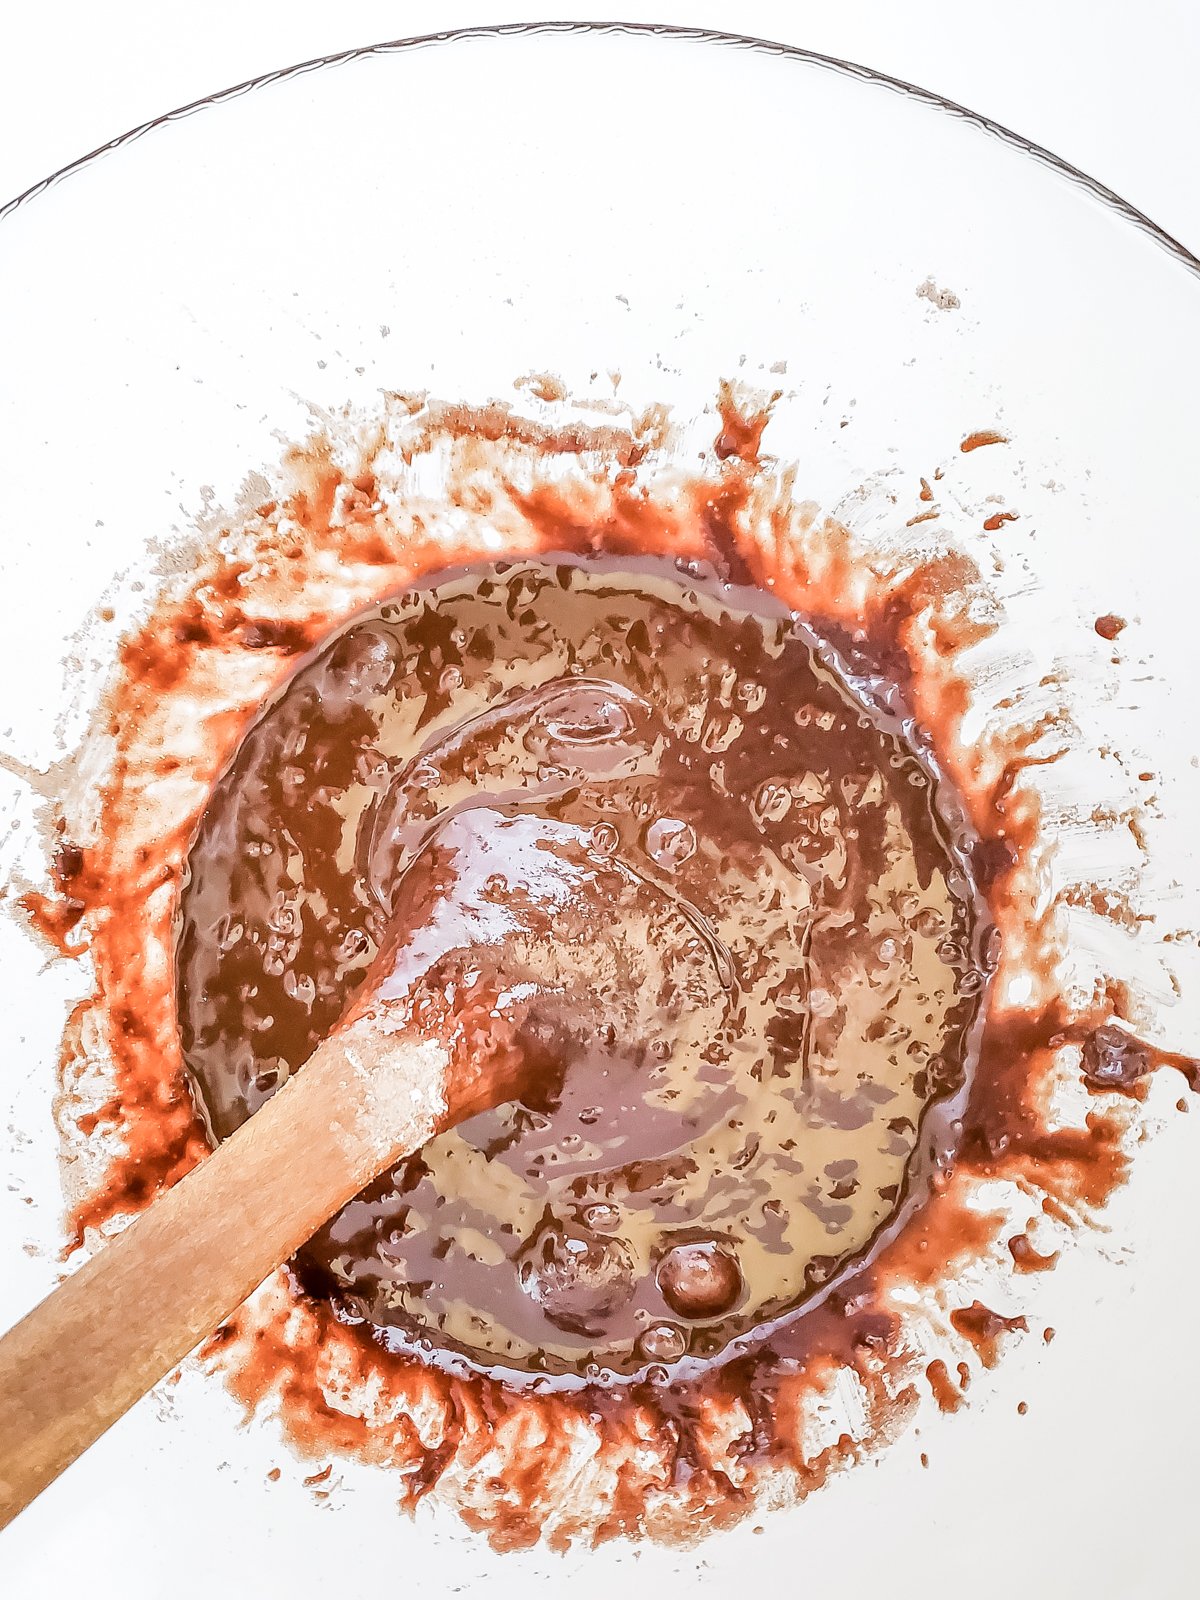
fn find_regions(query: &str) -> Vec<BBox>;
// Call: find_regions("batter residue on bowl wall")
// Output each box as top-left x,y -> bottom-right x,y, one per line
27,385 -> 1199,1548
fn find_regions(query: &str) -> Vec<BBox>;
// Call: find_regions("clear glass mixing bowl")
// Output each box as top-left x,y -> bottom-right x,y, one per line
2,23 -> 1198,1599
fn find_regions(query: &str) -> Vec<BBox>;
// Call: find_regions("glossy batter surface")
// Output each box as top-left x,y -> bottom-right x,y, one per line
178,558 -> 985,1379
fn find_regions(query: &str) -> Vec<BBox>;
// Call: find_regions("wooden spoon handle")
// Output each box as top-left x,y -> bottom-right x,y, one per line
0,1013 -> 456,1530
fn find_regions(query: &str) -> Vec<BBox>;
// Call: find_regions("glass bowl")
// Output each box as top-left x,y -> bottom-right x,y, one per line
2,22 -> 1199,1599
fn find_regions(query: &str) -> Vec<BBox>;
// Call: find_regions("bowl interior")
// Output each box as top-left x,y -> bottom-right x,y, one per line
2,24 -> 1199,1597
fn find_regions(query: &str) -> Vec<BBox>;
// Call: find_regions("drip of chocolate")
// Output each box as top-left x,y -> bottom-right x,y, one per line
177,557 -> 988,1381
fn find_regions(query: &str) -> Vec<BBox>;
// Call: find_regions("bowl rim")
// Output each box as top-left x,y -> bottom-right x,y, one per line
2,17 -> 1198,280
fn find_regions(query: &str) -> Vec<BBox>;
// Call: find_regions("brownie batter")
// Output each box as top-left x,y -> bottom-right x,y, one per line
40,392 -> 1200,1547
177,557 -> 988,1381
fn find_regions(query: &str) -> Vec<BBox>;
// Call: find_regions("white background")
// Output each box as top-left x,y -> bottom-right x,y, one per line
2,5 -> 1199,1596
2,0 -> 1199,259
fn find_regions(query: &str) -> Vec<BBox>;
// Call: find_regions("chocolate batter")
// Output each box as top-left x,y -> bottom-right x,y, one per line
44,392 -> 1196,1547
177,558 -> 988,1381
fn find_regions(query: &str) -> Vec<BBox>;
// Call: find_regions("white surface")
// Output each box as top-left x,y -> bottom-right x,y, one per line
2,0 -> 1199,255
1,8 -> 1198,1599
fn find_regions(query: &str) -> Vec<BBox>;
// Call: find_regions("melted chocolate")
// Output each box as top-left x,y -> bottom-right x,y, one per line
177,559 -> 988,1381
45,392 -> 1199,1548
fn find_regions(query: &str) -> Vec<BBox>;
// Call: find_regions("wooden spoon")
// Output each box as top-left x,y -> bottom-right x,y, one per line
0,807 -> 622,1529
